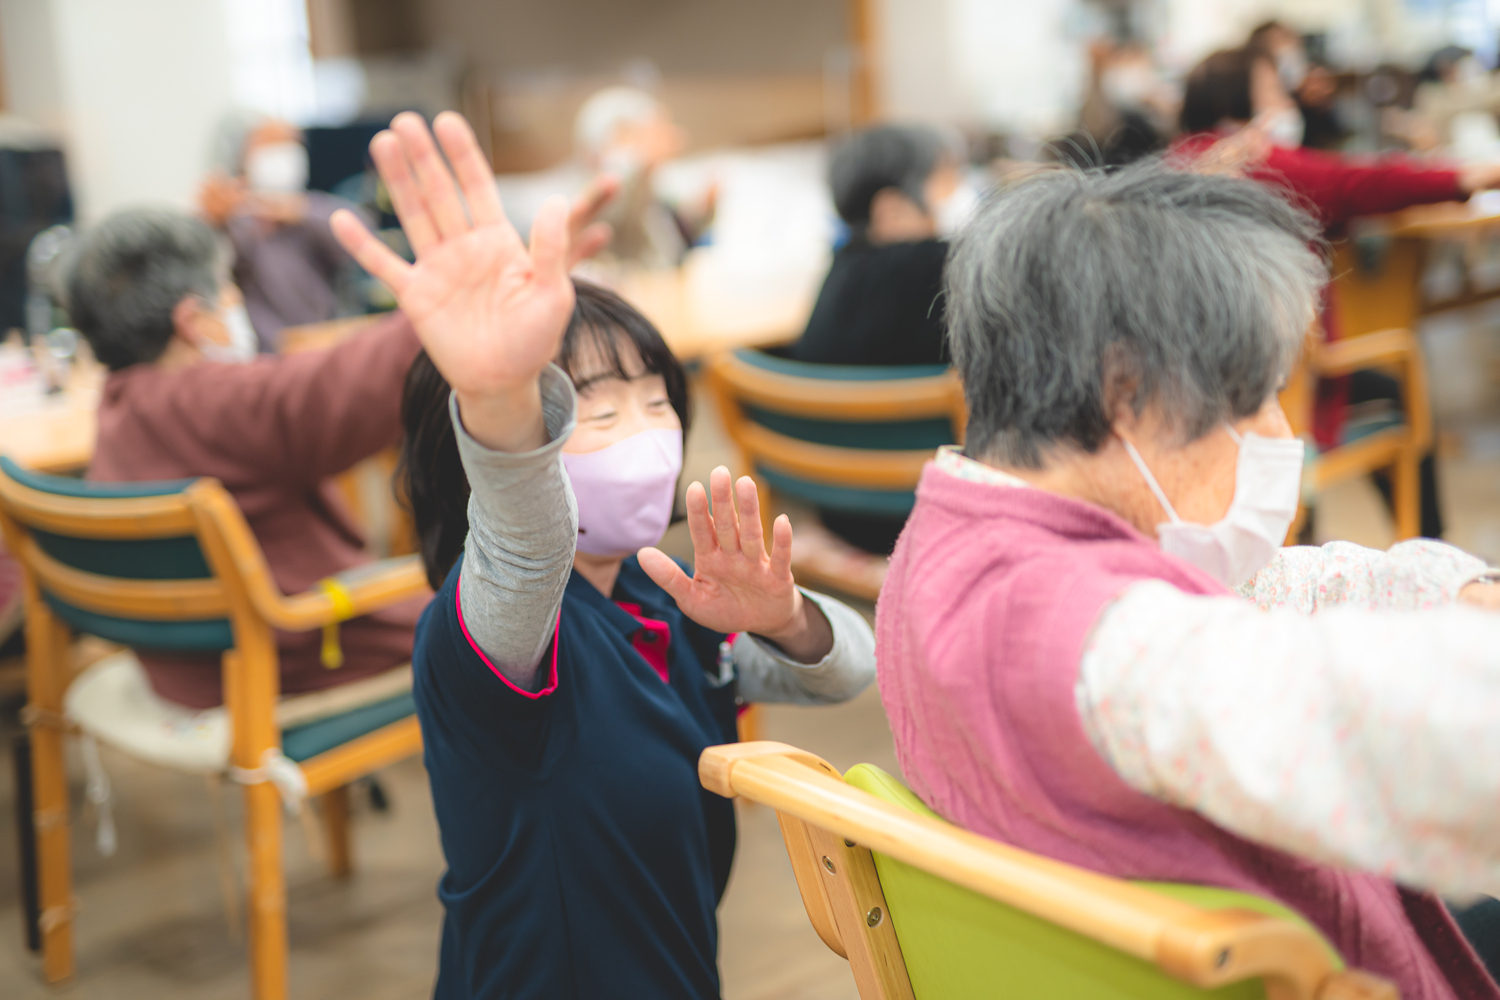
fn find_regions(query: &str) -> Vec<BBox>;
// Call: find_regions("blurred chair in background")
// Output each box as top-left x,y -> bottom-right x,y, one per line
706,349 -> 965,599
0,457 -> 427,998
702,742 -> 1395,1000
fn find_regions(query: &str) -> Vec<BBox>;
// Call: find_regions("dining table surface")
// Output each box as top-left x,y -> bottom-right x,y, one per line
1,258 -> 819,475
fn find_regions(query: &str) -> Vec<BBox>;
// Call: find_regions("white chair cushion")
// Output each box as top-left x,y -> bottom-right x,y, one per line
65,651 -> 230,773
64,651 -> 414,774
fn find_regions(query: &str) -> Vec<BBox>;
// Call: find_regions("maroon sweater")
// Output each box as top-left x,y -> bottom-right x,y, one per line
88,312 -> 425,707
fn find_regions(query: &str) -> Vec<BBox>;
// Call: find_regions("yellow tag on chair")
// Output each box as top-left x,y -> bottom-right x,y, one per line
317,578 -> 357,669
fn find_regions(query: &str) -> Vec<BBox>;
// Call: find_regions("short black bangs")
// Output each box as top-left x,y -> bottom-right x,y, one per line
557,278 -> 692,437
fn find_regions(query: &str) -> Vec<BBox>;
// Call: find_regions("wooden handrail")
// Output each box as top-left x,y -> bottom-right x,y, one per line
701,743 -> 1389,1000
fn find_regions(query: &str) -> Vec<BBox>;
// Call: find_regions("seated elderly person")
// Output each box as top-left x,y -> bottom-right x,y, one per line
66,207 -> 424,708
879,161 -> 1500,996
199,113 -> 370,350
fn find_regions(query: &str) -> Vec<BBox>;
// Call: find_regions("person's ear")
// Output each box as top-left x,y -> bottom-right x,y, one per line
171,294 -> 213,349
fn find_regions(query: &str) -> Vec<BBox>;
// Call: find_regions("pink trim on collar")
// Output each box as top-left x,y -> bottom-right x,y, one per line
455,576 -> 559,699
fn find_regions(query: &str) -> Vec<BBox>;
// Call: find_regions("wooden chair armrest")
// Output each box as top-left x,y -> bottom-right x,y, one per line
1314,328 -> 1414,377
258,555 -> 431,632
702,742 -> 1379,1000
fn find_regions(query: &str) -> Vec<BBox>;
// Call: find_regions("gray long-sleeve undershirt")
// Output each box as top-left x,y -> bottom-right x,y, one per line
452,363 -> 875,703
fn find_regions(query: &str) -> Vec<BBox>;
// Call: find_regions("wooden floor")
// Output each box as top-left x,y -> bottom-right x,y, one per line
8,301 -> 1500,998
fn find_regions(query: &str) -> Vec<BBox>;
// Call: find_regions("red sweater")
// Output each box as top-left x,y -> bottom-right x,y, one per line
1174,135 -> 1467,447
88,313 -> 425,707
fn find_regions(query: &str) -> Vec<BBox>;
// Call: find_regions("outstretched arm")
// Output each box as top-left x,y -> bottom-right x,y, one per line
331,112 -> 612,684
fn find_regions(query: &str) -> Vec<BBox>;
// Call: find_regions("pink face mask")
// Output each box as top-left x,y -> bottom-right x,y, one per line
561,428 -> 683,557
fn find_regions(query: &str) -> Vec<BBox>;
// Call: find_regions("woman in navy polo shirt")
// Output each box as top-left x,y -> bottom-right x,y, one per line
332,112 -> 876,999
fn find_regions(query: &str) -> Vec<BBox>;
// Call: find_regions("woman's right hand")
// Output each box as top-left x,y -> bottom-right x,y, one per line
330,111 -> 597,452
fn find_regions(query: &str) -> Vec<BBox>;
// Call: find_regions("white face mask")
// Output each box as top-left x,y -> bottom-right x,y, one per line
1263,106 -> 1306,149
1277,50 -> 1309,91
245,142 -> 308,194
1102,65 -> 1158,108
201,302 -> 259,363
934,180 -> 981,238
1121,424 -> 1304,588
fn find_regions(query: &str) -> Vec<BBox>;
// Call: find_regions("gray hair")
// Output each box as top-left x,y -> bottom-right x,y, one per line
65,207 -> 224,371
946,159 -> 1324,467
829,124 -> 952,230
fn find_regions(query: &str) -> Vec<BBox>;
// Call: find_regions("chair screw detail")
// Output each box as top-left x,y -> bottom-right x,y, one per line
822,855 -> 837,874
866,907 -> 883,928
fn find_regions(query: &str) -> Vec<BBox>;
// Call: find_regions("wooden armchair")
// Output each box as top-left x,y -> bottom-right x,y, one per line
702,741 -> 1396,1000
0,456 -> 430,1000
1280,327 -> 1431,540
704,349 -> 966,601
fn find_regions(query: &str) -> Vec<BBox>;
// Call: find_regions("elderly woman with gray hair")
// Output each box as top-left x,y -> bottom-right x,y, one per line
878,160 -> 1500,998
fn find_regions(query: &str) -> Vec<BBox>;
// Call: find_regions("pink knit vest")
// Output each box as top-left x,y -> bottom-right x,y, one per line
876,464 -> 1495,999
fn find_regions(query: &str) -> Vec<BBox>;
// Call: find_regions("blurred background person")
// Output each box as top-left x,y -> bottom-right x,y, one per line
790,123 -> 975,555
198,111 -> 372,350
1074,40 -> 1177,165
65,206 -> 425,707
1246,20 -> 1348,150
1178,45 -> 1500,538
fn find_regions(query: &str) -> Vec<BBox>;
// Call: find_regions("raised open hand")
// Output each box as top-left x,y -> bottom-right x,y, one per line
330,111 -> 582,406
638,467 -> 833,663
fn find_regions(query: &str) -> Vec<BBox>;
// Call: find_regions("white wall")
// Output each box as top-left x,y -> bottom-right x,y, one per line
1,0 -> 238,220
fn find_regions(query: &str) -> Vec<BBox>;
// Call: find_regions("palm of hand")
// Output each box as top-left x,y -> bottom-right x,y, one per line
677,547 -> 797,636
400,227 -> 573,398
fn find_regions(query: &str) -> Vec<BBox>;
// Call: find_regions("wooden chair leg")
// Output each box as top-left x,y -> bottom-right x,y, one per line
243,781 -> 287,1000
1392,450 -> 1421,540
12,731 -> 40,952
323,785 -> 353,879
26,603 -> 74,983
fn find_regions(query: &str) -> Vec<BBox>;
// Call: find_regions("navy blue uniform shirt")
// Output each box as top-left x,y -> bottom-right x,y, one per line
413,555 -> 740,1000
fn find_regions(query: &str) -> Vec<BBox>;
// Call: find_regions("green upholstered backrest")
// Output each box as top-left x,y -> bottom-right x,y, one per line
731,351 -> 955,516
842,764 -> 1340,1000
0,457 -> 234,651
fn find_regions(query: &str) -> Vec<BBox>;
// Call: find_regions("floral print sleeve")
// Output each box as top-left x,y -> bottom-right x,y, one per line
1235,540 -> 1490,612
1078,579 -> 1500,896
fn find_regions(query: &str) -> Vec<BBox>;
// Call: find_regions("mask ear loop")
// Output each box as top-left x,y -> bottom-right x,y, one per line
1119,436 -> 1183,524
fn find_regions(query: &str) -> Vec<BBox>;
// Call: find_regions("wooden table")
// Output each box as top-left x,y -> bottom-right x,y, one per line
1334,193 -> 1500,339
0,367 -> 102,474
1,260 -> 816,476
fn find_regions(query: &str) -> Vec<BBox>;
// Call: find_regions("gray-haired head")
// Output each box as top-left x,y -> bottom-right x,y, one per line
946,159 -> 1323,467
65,207 -> 224,371
829,124 -> 953,231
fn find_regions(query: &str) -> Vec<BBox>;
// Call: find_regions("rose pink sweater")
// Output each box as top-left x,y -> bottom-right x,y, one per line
876,464 -> 1495,999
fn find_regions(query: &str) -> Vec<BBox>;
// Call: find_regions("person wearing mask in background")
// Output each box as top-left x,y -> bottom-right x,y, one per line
500,86 -> 712,270
1409,46 -> 1500,157
1075,40 -> 1178,165
1247,20 -> 1347,150
64,190 -> 613,709
198,112 -> 371,351
1177,46 -> 1500,539
790,124 -> 978,554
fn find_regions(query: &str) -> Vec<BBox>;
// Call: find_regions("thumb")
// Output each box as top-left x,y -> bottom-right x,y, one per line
638,547 -> 693,604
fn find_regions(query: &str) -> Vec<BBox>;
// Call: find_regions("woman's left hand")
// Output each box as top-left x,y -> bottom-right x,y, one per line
638,467 -> 834,663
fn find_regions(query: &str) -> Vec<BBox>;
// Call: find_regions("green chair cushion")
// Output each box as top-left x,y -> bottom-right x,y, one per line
757,466 -> 916,517
843,763 -> 1340,999
281,692 -> 416,762
1338,411 -> 1405,447
43,594 -> 234,651
734,349 -> 949,382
